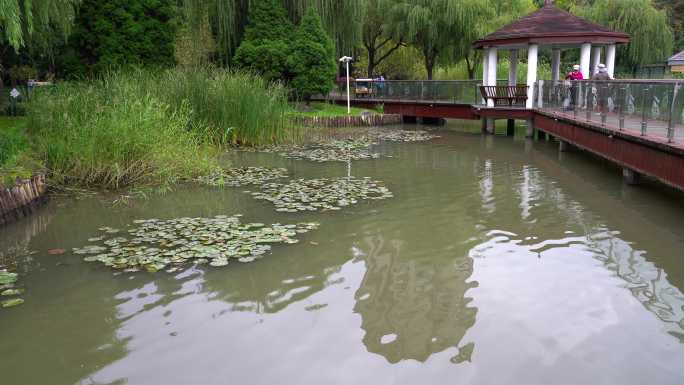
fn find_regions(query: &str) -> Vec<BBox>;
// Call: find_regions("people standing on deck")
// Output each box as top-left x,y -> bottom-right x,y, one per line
591,63 -> 612,115
564,64 -> 583,110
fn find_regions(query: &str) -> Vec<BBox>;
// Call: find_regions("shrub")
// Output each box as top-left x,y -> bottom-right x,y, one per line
288,8 -> 336,101
233,0 -> 294,81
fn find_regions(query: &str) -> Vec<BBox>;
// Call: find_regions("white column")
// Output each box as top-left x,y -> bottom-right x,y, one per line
482,48 -> 489,86
606,44 -> 616,78
487,47 -> 498,107
526,44 -> 538,109
591,46 -> 602,76
551,49 -> 561,84
580,43 -> 591,79
508,49 -> 518,86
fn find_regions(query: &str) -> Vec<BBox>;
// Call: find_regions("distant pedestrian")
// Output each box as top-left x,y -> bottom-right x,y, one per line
564,64 -> 583,110
591,64 -> 612,115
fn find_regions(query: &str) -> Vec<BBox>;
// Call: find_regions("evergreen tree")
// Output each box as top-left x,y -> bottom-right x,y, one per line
232,0 -> 293,81
63,0 -> 176,75
288,7 -> 336,101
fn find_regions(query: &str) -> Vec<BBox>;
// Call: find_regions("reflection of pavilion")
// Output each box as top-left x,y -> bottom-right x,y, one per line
353,234 -> 477,363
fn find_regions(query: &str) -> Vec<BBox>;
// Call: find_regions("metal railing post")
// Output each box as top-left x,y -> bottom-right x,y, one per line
641,86 -> 650,135
573,81 -> 579,118
618,87 -> 625,130
667,82 -> 680,143
586,82 -> 593,122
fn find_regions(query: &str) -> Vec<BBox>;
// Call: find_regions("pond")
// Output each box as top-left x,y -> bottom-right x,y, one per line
2,124 -> 684,385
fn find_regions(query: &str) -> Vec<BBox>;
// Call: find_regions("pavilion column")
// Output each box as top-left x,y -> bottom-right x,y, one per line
482,48 -> 489,105
551,49 -> 561,84
526,44 -> 538,109
606,44 -> 616,78
580,43 -> 591,79
591,46 -> 602,76
486,47 -> 498,108
508,49 -> 518,86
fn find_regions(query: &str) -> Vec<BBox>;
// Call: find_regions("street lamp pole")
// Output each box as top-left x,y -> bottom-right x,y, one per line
339,56 -> 353,114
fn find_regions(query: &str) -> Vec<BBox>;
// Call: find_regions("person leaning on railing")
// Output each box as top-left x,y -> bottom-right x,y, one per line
564,64 -> 583,110
591,64 -> 612,115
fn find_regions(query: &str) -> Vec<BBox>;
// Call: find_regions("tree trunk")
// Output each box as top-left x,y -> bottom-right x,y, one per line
367,47 -> 376,78
424,50 -> 436,80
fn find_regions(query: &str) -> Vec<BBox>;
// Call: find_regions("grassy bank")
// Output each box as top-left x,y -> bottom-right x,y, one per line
289,102 -> 379,118
0,117 -> 32,185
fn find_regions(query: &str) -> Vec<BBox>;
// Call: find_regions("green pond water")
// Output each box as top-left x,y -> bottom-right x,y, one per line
2,125 -> 684,385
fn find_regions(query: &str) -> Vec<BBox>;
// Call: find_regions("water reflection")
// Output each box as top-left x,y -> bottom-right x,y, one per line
353,233 -> 477,363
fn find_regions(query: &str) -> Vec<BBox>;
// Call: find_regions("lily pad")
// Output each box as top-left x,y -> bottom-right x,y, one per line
197,167 -> 288,187
251,177 -> 393,212
76,216 -> 319,273
1,298 -> 24,308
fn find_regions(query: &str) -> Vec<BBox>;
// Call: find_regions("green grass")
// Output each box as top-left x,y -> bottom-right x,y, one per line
289,102 -> 379,117
0,117 -> 33,186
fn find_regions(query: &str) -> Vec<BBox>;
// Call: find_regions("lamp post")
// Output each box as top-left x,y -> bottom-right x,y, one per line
339,56 -> 353,114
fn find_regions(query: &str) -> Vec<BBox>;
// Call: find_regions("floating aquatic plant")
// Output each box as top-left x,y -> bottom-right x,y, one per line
74,215 -> 319,272
261,138 -> 381,163
0,270 -> 23,308
251,177 -> 393,212
197,167 -> 288,187
377,130 -> 440,142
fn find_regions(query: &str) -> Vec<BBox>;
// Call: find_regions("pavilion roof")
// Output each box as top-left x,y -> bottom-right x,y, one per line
669,51 -> 684,66
473,2 -> 630,49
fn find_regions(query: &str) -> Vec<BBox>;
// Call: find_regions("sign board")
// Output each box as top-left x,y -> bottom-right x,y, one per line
10,88 -> 20,98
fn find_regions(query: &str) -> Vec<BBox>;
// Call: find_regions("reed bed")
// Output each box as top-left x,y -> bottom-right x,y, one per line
25,68 -> 295,189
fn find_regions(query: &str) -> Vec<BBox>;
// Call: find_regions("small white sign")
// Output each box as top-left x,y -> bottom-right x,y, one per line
10,88 -> 20,99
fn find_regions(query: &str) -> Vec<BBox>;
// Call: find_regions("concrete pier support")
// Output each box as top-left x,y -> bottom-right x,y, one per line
559,140 -> 573,152
507,119 -> 515,136
525,118 -> 534,138
623,168 -> 641,185
485,118 -> 495,134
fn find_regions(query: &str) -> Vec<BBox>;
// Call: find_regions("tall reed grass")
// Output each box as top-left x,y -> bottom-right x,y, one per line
155,68 -> 293,146
26,73 -> 218,189
26,67 -> 294,189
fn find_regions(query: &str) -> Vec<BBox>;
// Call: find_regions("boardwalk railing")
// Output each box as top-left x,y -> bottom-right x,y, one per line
334,80 -> 483,104
535,79 -> 684,143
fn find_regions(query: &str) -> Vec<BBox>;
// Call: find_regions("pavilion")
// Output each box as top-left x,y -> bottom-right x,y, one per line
473,0 -> 630,109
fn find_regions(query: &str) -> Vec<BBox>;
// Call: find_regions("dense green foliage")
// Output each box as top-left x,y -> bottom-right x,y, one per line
288,8 -> 336,100
60,0 -> 176,75
233,0 -> 293,81
26,70 -> 218,188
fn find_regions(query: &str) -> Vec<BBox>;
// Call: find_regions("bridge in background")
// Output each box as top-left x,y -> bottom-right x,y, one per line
320,79 -> 684,191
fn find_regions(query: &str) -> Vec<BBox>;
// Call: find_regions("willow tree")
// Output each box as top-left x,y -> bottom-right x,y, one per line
183,0 -> 365,63
360,0 -> 405,77
394,0 -> 491,79
576,0 -> 673,73
0,0 -> 80,50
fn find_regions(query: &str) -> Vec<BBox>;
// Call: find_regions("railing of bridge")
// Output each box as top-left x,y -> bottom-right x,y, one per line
534,79 -> 684,143
335,80 -> 484,104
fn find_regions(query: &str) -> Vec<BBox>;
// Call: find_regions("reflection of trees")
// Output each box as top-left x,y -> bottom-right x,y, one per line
353,233 -> 477,364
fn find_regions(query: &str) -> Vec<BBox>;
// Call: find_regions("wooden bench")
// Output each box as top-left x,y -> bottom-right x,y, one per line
479,85 -> 528,106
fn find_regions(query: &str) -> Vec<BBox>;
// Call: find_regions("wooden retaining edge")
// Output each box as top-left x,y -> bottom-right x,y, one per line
292,114 -> 402,128
0,174 -> 48,226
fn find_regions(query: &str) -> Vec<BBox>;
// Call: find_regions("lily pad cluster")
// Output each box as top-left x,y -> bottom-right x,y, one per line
0,270 -> 24,308
251,177 -> 394,212
377,130 -> 440,142
272,138 -> 381,162
73,215 -> 319,272
197,167 -> 288,187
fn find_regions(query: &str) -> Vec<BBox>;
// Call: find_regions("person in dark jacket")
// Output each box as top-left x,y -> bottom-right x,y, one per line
591,64 -> 612,114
